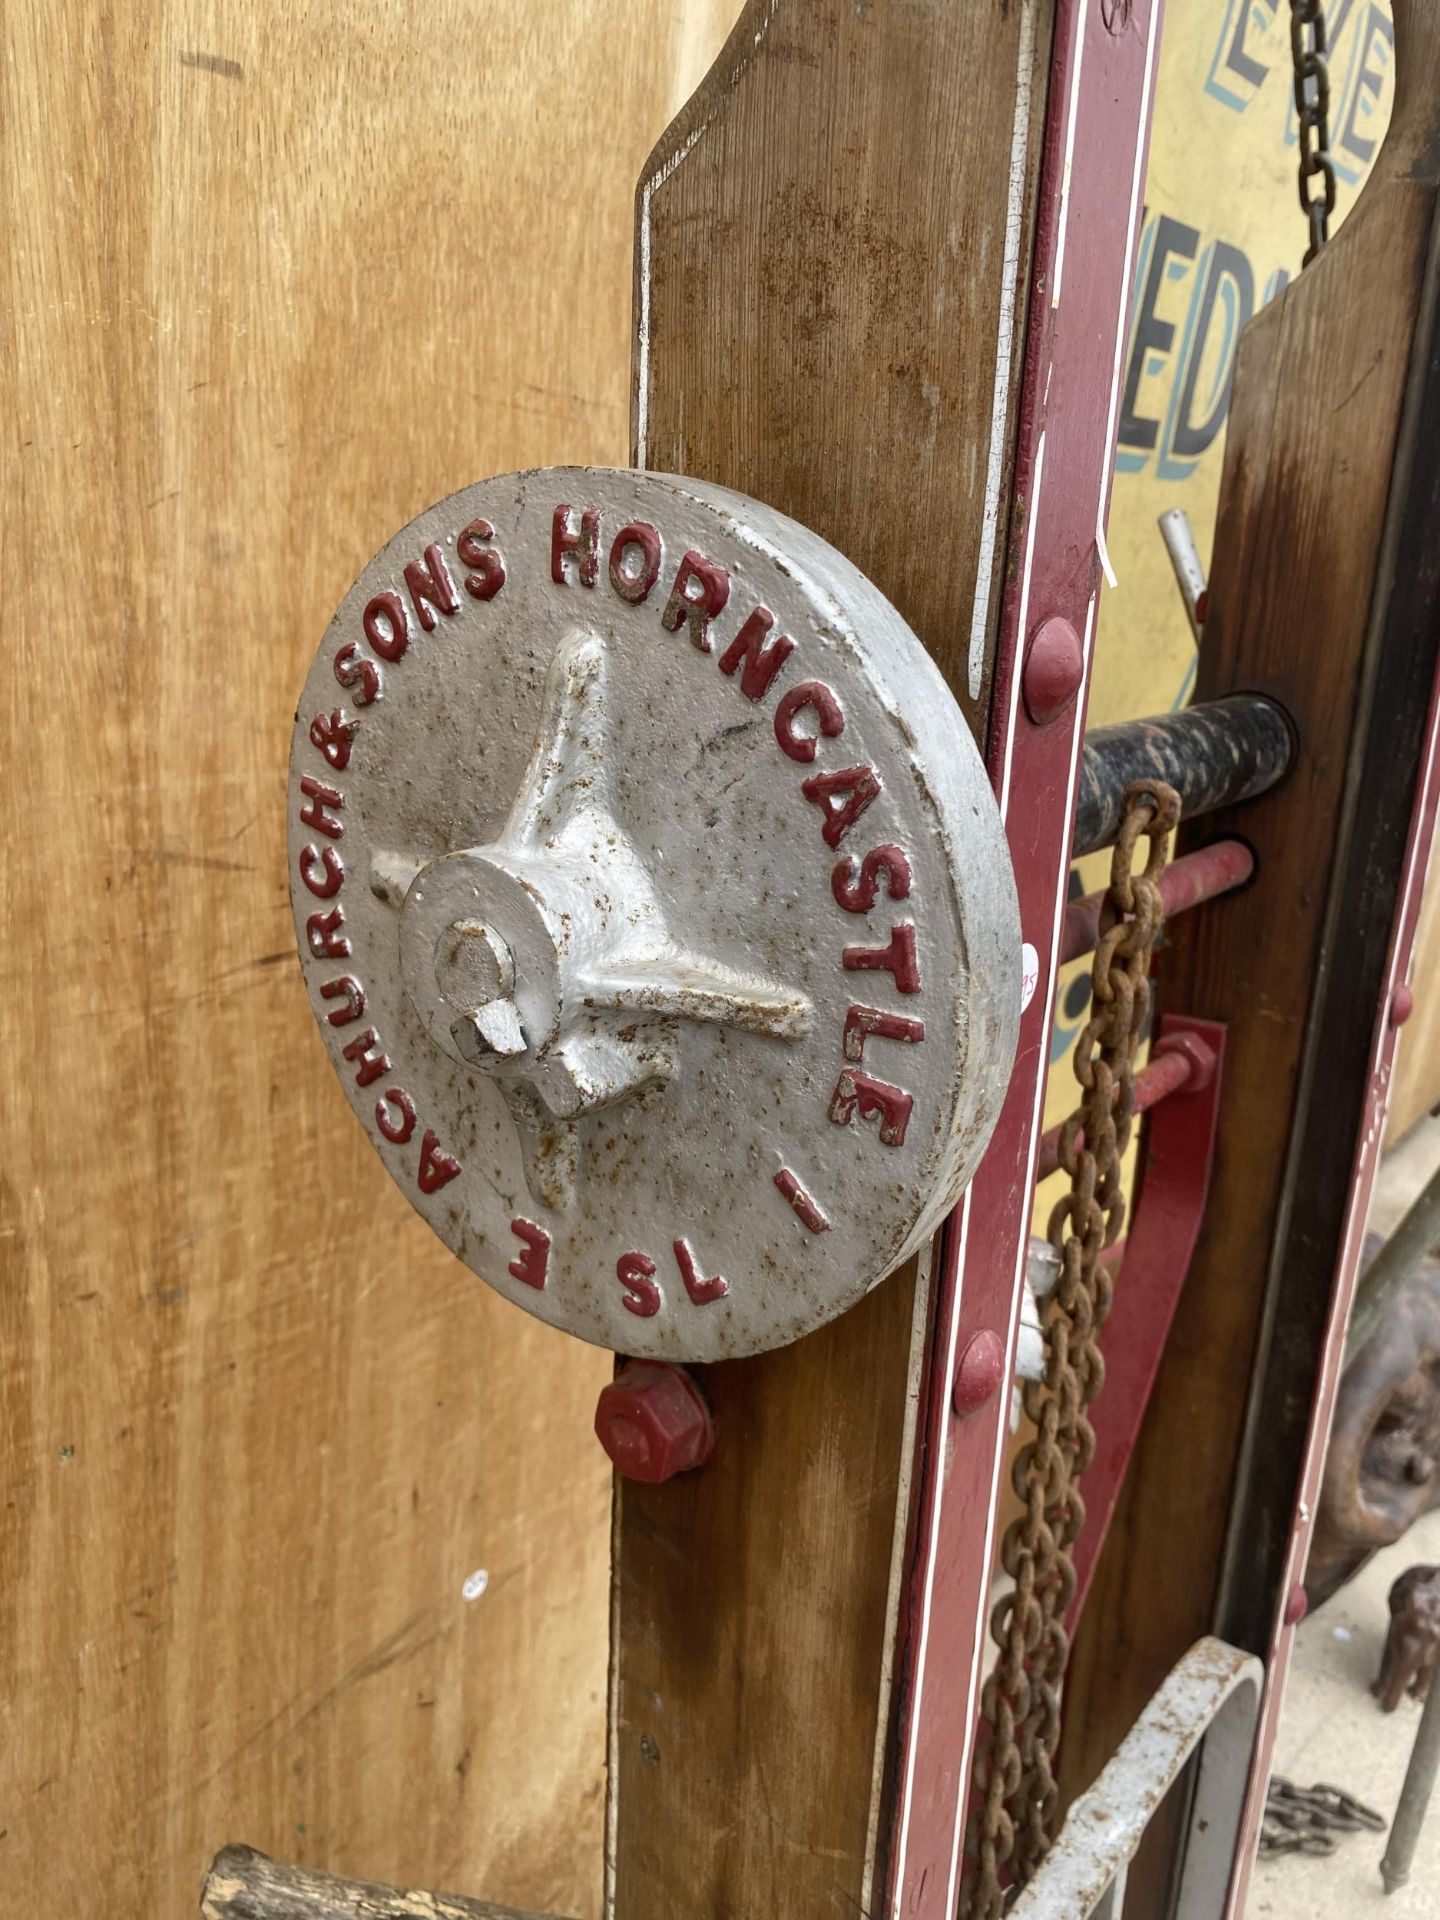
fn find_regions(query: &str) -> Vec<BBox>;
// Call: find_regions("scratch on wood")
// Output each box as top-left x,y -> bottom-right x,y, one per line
1336,351 -> 1385,415
191,1610 -> 444,1794
150,847 -> 257,875
180,50 -> 244,81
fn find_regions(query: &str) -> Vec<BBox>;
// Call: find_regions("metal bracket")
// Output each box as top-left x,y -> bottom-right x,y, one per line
1008,1638 -> 1262,1920
1067,1013 -> 1228,1632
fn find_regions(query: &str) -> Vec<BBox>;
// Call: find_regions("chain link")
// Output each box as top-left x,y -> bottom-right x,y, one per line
960,779 -> 1181,1919
1261,1777 -> 1387,1855
1290,0 -> 1336,265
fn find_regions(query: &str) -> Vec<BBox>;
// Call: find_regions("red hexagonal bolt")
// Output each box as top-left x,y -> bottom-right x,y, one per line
595,1361 -> 716,1484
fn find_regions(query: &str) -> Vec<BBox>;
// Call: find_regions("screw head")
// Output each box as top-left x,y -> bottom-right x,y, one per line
952,1329 -> 1007,1420
595,1362 -> 716,1483
1284,1583 -> 1309,1627
1391,983 -> 1416,1028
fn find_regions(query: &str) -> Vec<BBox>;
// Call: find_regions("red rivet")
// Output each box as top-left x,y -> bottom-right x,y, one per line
1023,617 -> 1085,727
595,1361 -> 715,1484
1284,1583 -> 1309,1627
953,1330 -> 1007,1420
1392,983 -> 1415,1028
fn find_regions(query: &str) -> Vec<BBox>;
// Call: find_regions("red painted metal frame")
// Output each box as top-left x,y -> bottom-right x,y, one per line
879,3 -> 1165,1913
1223,674 -> 1440,1916
1066,1013 -> 1227,1630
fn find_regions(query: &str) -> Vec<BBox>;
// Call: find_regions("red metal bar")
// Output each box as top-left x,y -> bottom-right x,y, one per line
881,5 -> 1165,1910
1065,1014 -> 1227,1629
1060,838 -> 1254,966
1035,1028 -> 1216,1181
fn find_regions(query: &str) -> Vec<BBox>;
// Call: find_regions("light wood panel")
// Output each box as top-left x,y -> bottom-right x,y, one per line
0,5 -> 734,1915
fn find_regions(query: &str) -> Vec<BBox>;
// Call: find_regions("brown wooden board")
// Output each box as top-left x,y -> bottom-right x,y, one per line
1062,2 -> 1440,1901
0,6 -> 739,1914
610,4 -> 1055,1914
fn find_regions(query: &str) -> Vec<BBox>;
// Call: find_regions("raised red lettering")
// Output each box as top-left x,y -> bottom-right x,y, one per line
661,550 -> 730,653
774,1168 -> 831,1235
298,842 -> 344,899
831,843 -> 913,913
608,522 -> 663,604
363,590 -> 410,662
673,1236 -> 728,1305
334,642 -> 382,706
828,1070 -> 913,1147
842,1004 -> 926,1062
342,1026 -> 390,1088
309,708 -> 357,771
843,923 -> 921,994
774,681 -> 845,763
458,518 -> 506,601
802,765 -> 882,849
718,605 -> 795,701
417,1130 -> 461,1194
617,1250 -> 662,1318
508,1218 -> 551,1291
306,907 -> 350,959
552,504 -> 602,587
299,774 -> 344,840
320,974 -> 366,1026
404,542 -> 459,630
375,1086 -> 417,1143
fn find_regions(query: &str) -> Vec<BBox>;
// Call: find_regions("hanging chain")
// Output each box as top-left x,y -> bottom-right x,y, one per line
961,778 -> 1181,1920
1290,0 -> 1336,265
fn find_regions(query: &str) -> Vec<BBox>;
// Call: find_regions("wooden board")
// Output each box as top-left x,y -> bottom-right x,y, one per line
611,5 -> 1055,1915
0,5 -> 737,1914
1062,2 -> 1440,1901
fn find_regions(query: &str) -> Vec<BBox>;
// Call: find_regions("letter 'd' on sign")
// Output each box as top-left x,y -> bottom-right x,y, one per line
287,468 -> 1019,1363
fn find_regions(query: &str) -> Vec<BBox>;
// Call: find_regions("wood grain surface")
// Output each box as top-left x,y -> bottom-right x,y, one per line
0,5 -> 735,1915
1062,0 -> 1440,1894
612,4 -> 1054,1915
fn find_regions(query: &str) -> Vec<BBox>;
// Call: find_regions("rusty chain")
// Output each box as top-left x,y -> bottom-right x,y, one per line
1290,0 -> 1336,265
961,778 -> 1181,1919
1261,1778 -> 1386,1856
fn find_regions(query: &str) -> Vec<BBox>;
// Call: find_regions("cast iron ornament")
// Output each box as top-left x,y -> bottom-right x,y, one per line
288,469 -> 1020,1361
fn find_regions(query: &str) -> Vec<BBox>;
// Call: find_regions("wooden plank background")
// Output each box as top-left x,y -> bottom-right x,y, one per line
0,5 -> 735,1914
7,5 -> 1440,1918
